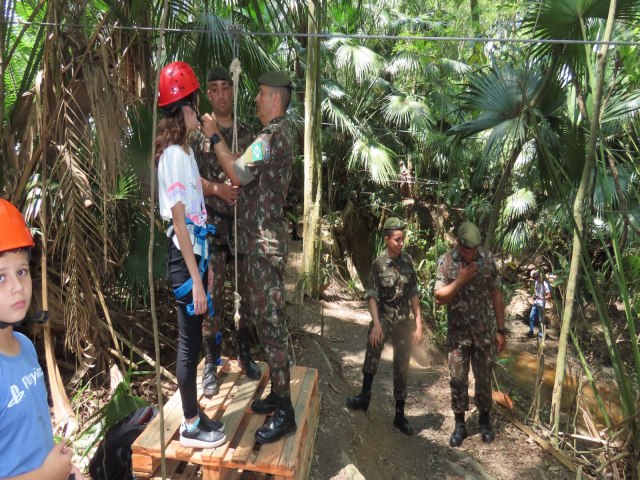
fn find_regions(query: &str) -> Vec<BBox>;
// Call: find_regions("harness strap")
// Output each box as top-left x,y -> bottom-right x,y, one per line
173,218 -> 217,317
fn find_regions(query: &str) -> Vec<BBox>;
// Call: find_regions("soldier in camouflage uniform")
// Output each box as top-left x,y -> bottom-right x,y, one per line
192,66 -> 261,398
201,71 -> 296,445
434,222 -> 506,447
346,217 -> 423,435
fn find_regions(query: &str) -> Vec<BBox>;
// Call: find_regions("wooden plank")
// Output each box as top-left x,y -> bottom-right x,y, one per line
132,383 -> 183,454
134,357 -> 232,457
149,459 -> 182,479
252,366 -> 307,472
295,392 -> 321,480
136,365 -> 319,480
132,452 -> 159,477
230,381 -> 272,464
281,368 -> 318,471
192,362 -> 268,467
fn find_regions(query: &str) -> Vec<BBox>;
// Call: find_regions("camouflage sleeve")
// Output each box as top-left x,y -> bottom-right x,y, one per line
489,256 -> 501,291
189,131 -> 208,172
233,129 -> 274,186
365,261 -> 381,300
405,254 -> 419,298
434,255 -> 451,291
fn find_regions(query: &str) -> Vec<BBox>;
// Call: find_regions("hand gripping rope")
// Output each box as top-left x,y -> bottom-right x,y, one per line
229,25 -> 242,329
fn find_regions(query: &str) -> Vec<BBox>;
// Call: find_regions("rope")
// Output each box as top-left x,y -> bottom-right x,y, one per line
229,28 -> 242,329
148,0 -> 171,477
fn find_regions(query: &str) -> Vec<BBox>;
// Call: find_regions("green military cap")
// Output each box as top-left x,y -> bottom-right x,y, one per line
457,222 -> 482,248
258,71 -> 292,88
383,217 -> 406,231
207,65 -> 232,83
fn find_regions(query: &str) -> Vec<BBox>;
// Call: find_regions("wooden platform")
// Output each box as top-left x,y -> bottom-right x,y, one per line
132,359 -> 320,480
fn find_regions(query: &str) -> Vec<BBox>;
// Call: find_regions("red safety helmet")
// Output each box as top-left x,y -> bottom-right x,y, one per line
0,199 -> 35,253
158,62 -> 200,107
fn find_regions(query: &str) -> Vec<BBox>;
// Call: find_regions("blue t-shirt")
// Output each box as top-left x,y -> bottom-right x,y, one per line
0,332 -> 54,477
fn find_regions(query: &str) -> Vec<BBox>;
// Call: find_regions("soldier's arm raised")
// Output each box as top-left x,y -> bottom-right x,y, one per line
435,263 -> 476,304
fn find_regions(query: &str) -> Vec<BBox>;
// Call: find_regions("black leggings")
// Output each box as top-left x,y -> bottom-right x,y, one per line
167,242 -> 206,420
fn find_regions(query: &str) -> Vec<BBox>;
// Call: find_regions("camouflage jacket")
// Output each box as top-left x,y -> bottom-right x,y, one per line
238,115 -> 295,257
435,246 -> 501,348
366,252 -> 419,324
189,121 -> 254,250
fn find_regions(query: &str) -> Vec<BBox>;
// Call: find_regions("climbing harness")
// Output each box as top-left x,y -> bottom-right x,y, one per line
171,218 -> 217,317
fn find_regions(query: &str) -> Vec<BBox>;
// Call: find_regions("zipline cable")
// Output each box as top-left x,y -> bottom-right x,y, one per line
3,19 -> 640,47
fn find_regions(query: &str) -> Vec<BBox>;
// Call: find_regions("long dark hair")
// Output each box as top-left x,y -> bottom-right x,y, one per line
154,111 -> 187,164
154,93 -> 196,164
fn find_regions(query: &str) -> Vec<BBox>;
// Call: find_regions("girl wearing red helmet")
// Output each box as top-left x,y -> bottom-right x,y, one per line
0,199 -> 84,479
155,61 -> 226,448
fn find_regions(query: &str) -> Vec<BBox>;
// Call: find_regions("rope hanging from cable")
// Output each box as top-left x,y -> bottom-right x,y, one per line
229,28 -> 242,330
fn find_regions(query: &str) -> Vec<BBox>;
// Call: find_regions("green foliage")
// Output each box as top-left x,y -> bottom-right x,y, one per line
72,373 -> 148,462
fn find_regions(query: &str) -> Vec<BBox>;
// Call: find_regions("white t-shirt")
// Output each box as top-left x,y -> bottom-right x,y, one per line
158,145 -> 207,254
534,280 -> 551,307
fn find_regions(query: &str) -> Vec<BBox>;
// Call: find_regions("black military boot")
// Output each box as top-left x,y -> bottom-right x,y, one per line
393,399 -> 413,435
255,394 -> 297,444
449,413 -> 467,447
236,328 -> 262,380
346,373 -> 373,412
202,337 -> 220,397
479,411 -> 495,443
251,388 -> 278,414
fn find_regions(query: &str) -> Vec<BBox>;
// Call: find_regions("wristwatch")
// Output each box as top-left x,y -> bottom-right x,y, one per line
497,328 -> 506,335
210,133 -> 221,145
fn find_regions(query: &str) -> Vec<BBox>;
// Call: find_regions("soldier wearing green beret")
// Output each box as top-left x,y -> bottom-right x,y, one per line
434,222 -> 506,447
346,217 -> 423,435
200,71 -> 296,444
191,65 -> 260,397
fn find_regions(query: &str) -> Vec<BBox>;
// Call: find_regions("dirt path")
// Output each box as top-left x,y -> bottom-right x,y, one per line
285,241 -> 569,480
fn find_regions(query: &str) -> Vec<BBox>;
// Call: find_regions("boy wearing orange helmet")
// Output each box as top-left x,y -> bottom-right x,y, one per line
155,61 -> 227,448
0,199 -> 84,479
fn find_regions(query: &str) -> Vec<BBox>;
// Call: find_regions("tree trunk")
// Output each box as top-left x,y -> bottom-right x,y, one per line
469,0 -> 480,29
300,0 -> 323,299
484,142 -> 522,249
549,0 -> 617,442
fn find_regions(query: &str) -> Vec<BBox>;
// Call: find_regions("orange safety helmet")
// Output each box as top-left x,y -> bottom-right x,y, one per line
158,61 -> 200,107
0,199 -> 35,252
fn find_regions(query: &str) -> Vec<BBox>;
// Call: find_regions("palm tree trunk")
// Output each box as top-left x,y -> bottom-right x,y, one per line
484,142 -> 522,249
549,0 -> 617,442
300,0 -> 323,299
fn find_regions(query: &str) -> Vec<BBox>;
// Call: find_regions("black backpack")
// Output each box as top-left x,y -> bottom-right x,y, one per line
89,406 -> 158,480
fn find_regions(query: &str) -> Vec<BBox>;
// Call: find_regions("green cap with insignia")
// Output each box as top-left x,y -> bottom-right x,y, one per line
383,217 -> 406,231
207,65 -> 232,83
258,71 -> 292,88
457,222 -> 482,248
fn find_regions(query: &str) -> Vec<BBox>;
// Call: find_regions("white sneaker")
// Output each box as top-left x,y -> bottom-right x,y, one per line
180,420 -> 226,448
179,409 -> 224,434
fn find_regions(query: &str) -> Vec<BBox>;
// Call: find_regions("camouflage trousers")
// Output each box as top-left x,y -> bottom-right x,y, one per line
203,245 -> 252,341
245,253 -> 290,397
448,343 -> 493,414
362,318 -> 413,401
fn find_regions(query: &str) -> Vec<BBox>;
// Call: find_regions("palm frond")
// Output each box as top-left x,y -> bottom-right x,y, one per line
502,188 -> 537,223
348,137 -> 396,185
385,51 -> 421,77
334,41 -> 385,82
384,94 -> 432,129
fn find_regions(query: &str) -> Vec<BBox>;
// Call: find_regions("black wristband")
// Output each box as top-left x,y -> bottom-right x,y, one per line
210,133 -> 221,145
497,328 -> 506,335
